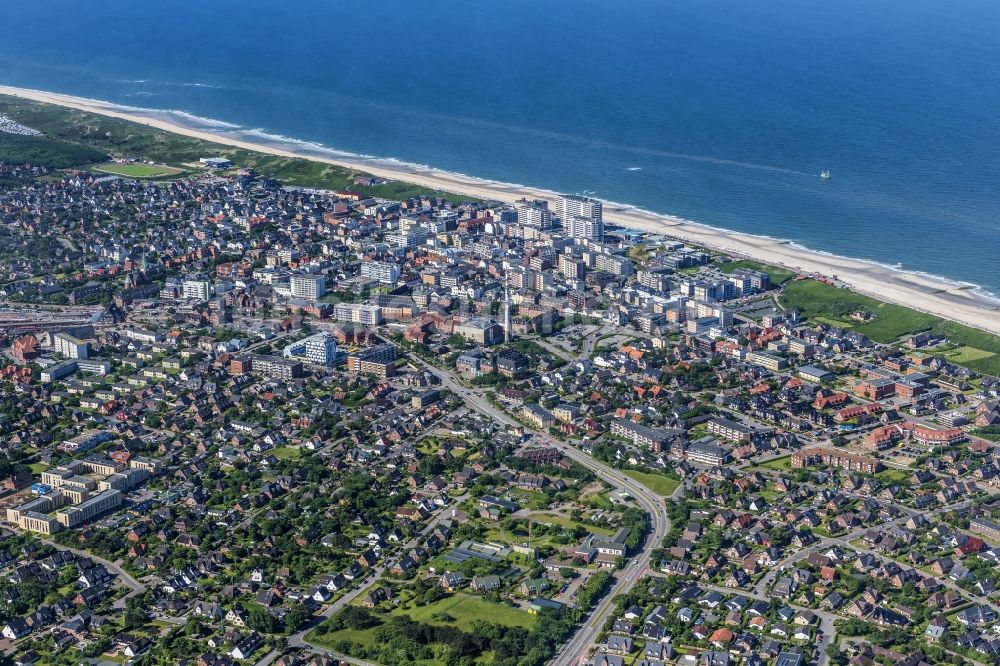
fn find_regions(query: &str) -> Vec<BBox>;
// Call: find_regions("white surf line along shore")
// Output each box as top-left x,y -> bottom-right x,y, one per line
2,83 -> 1000,336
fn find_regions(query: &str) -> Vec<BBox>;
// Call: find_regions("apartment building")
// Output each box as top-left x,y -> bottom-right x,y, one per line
290,273 -> 327,299
56,489 -> 122,528
360,261 -> 401,285
791,447 -> 882,474
333,303 -> 383,326
707,417 -> 755,442
53,332 -> 89,359
250,355 -> 304,380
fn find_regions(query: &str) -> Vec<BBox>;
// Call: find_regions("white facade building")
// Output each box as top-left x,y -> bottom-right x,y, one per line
53,332 -> 89,359
360,261 -> 401,285
182,279 -> 212,301
283,332 -> 338,367
290,274 -> 327,299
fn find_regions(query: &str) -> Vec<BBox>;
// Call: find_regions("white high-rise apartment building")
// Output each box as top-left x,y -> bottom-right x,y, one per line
182,279 -> 212,301
564,216 -> 604,242
290,274 -> 327,299
514,198 -> 552,229
557,194 -> 603,241
360,261 -> 401,285
556,194 -> 602,224
53,332 -> 89,359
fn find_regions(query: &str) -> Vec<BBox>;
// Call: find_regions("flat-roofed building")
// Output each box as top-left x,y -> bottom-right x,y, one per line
20,511 -> 60,535
360,261 -> 401,285
76,358 -> 111,376
522,404 -> 556,429
61,486 -> 90,504
333,303 -> 383,326
684,441 -> 731,466
747,351 -> 788,372
854,378 -> 896,400
250,355 -> 304,380
56,489 -> 122,528
53,332 -> 89,359
610,419 -> 684,453
453,317 -> 504,346
79,455 -> 123,476
41,361 -> 77,383
798,365 -> 834,383
708,418 -> 755,442
347,344 -> 397,378
98,468 -> 149,492
283,332 -> 338,367
290,273 -> 327,299
6,492 -> 64,525
129,457 -> 161,474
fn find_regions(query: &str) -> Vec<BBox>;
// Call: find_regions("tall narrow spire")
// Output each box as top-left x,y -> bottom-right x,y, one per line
504,271 -> 511,343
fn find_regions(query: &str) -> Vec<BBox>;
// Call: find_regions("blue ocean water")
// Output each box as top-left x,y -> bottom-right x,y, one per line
1,0 -> 999,294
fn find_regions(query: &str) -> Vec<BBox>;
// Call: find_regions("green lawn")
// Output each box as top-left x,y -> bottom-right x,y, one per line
93,162 -> 184,178
529,512 -> 612,535
623,469 -> 681,496
780,280 -> 938,342
582,490 -> 615,510
756,455 -> 792,471
270,446 -> 302,460
877,468 -> 911,484
942,345 -> 996,364
779,279 -> 1000,374
311,593 -> 535,651
28,462 -> 47,474
307,625 -> 377,649
812,316 -> 855,329
0,94 -> 477,204
391,593 -> 536,631
509,488 -> 551,510
719,259 -> 796,285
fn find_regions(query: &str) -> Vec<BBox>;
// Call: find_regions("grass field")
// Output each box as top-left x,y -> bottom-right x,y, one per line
941,345 -> 996,364
0,94 -> 478,203
311,593 -> 535,650
812,316 -> 855,329
391,593 -> 536,631
756,455 -> 792,471
529,512 -> 613,535
877,468 -> 912,484
509,488 -> 550,510
623,470 -> 681,496
93,162 -> 183,178
779,279 -> 1000,375
28,462 -> 47,474
719,259 -> 797,286
270,446 -> 302,460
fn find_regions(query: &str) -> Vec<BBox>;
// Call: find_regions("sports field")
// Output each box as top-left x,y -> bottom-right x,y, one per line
93,162 -> 184,178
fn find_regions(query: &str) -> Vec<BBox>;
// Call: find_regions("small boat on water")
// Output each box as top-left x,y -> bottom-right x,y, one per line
820,170 -> 832,180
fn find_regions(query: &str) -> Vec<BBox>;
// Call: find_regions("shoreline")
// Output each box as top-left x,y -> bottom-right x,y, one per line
3,83 -> 1000,336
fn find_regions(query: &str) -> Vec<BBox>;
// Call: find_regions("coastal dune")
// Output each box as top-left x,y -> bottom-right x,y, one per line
2,84 -> 1000,335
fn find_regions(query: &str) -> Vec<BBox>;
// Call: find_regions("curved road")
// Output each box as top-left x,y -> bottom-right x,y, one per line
406,354 -> 675,666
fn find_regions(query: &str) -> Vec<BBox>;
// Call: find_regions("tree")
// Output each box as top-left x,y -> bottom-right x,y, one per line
124,595 -> 148,630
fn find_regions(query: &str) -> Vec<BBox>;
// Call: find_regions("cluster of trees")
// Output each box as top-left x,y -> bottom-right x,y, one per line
331,607 -> 578,666
576,571 -> 612,611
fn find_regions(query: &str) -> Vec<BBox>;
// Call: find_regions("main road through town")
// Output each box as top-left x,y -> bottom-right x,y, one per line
406,352 -> 676,666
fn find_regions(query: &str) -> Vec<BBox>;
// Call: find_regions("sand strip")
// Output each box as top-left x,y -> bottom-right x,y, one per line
2,84 -> 999,335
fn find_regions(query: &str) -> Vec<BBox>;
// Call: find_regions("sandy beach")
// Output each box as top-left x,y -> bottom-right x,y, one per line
3,83 -> 1000,336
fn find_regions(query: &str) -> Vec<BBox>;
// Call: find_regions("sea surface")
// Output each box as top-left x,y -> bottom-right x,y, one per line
2,0 -> 1000,295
